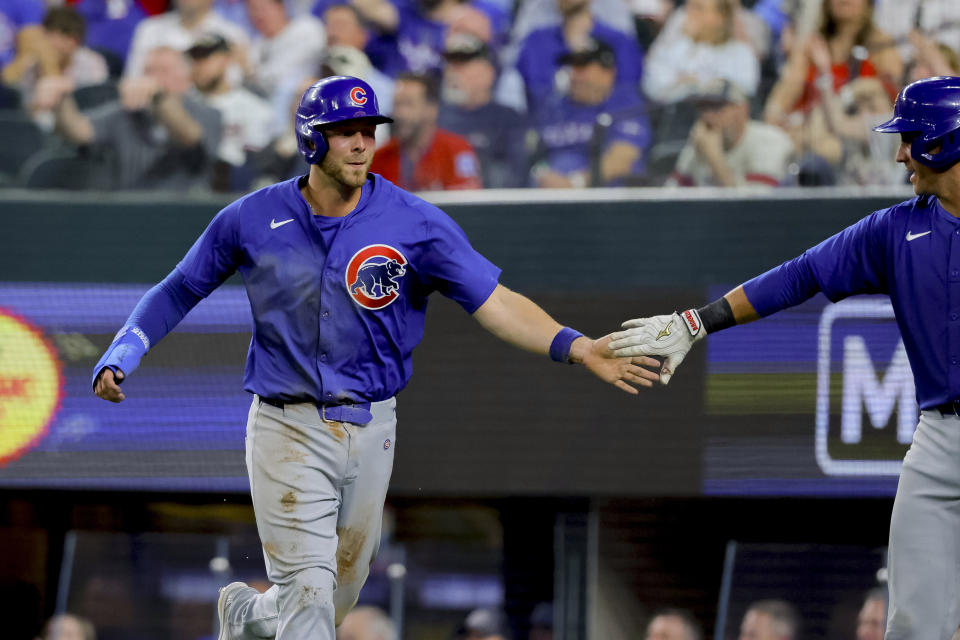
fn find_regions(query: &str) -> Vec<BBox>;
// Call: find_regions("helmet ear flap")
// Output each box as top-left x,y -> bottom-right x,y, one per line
295,121 -> 329,165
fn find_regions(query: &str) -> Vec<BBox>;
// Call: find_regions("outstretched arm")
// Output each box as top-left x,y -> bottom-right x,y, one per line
472,284 -> 660,394
92,269 -> 204,402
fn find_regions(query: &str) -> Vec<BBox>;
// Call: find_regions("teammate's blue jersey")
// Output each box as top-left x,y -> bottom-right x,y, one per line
743,195 -> 960,409
177,174 -> 501,404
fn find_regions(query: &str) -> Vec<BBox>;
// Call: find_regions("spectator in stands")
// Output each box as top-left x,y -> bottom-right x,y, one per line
71,0 -> 150,70
11,7 -> 109,126
40,45 -> 221,190
855,587 -> 887,640
455,607 -> 511,640
798,74 -> 896,185
763,0 -> 901,127
642,0 -> 759,104
511,0 -> 634,48
532,38 -> 650,188
905,34 -> 959,83
873,0 -> 960,67
246,0 -> 325,100
645,609 -> 702,640
316,0 -> 499,78
653,0 -> 771,65
321,45 -> 394,147
322,5 -> 394,119
668,79 -> 793,187
738,599 -> 799,640
124,0 -> 249,78
439,33 -> 527,188
36,613 -> 96,640
515,0 -> 643,114
337,605 -> 396,640
0,0 -> 45,78
188,33 -> 272,190
370,72 -> 482,190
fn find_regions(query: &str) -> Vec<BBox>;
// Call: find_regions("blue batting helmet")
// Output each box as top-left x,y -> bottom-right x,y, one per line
874,76 -> 960,170
295,76 -> 392,165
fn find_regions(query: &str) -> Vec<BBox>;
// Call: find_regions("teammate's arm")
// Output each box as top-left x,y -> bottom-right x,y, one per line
472,284 -> 660,394
609,208 -> 890,382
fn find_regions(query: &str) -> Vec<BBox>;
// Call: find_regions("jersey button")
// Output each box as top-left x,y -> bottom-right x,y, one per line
953,314 -> 959,321
322,311 -> 329,319
320,353 -> 327,361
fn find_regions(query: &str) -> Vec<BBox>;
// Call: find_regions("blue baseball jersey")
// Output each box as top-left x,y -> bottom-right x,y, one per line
536,86 -> 650,181
0,0 -> 44,67
743,195 -> 960,409
176,174 -> 501,404
516,21 -> 643,114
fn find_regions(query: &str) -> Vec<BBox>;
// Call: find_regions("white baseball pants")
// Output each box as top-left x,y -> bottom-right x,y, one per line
222,395 -> 397,639
886,410 -> 960,640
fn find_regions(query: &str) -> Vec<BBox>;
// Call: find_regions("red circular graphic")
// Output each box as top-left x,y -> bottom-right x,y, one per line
345,244 -> 408,310
350,87 -> 368,106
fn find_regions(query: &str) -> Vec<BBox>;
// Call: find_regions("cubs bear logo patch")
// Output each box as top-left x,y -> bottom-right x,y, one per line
345,244 -> 408,310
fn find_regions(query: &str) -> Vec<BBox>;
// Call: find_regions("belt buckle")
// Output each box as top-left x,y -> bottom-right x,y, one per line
321,404 -> 332,423
951,401 -> 960,418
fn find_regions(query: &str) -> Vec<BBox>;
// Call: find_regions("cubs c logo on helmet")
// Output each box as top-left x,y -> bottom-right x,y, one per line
346,245 -> 408,310
350,87 -> 368,106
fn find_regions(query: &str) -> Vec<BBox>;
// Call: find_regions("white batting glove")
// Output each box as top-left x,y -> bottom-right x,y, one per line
608,310 -> 706,384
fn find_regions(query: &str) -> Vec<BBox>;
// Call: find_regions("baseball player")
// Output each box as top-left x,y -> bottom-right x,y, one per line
608,75 -> 960,640
91,76 -> 658,640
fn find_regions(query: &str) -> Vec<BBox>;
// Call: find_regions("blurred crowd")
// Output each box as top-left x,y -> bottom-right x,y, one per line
31,587 -> 891,640
0,0 -> 957,192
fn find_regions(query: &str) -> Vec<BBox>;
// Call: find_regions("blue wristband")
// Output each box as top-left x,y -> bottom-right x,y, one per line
91,327 -> 149,388
550,327 -> 584,364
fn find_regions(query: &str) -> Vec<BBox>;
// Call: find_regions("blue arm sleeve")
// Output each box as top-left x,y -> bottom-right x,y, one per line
741,253 -> 823,317
90,269 -> 203,387
742,210 -> 890,317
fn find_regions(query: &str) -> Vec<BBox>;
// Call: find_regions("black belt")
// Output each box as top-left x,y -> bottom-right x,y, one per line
934,400 -> 960,417
259,397 -> 373,425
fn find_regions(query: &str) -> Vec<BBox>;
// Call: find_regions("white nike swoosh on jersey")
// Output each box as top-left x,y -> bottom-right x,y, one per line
906,230 -> 932,241
270,218 -> 295,230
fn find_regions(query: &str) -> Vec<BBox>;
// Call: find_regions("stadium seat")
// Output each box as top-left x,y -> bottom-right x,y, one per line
19,148 -> 110,190
73,82 -> 119,111
0,114 -> 47,179
0,83 -> 21,110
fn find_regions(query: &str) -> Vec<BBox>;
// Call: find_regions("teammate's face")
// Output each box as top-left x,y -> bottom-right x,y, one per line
646,615 -> 690,640
855,599 -> 885,640
897,132 -> 946,195
319,120 -> 377,188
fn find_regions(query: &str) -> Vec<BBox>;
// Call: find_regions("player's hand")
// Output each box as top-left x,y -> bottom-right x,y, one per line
94,367 -> 126,403
572,336 -> 660,395
608,311 -> 705,384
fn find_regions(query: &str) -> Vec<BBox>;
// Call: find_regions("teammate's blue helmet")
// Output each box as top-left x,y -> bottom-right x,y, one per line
874,76 -> 960,170
295,76 -> 392,165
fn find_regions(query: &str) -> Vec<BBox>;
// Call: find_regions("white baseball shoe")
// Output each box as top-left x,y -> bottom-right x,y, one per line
217,581 -> 251,640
